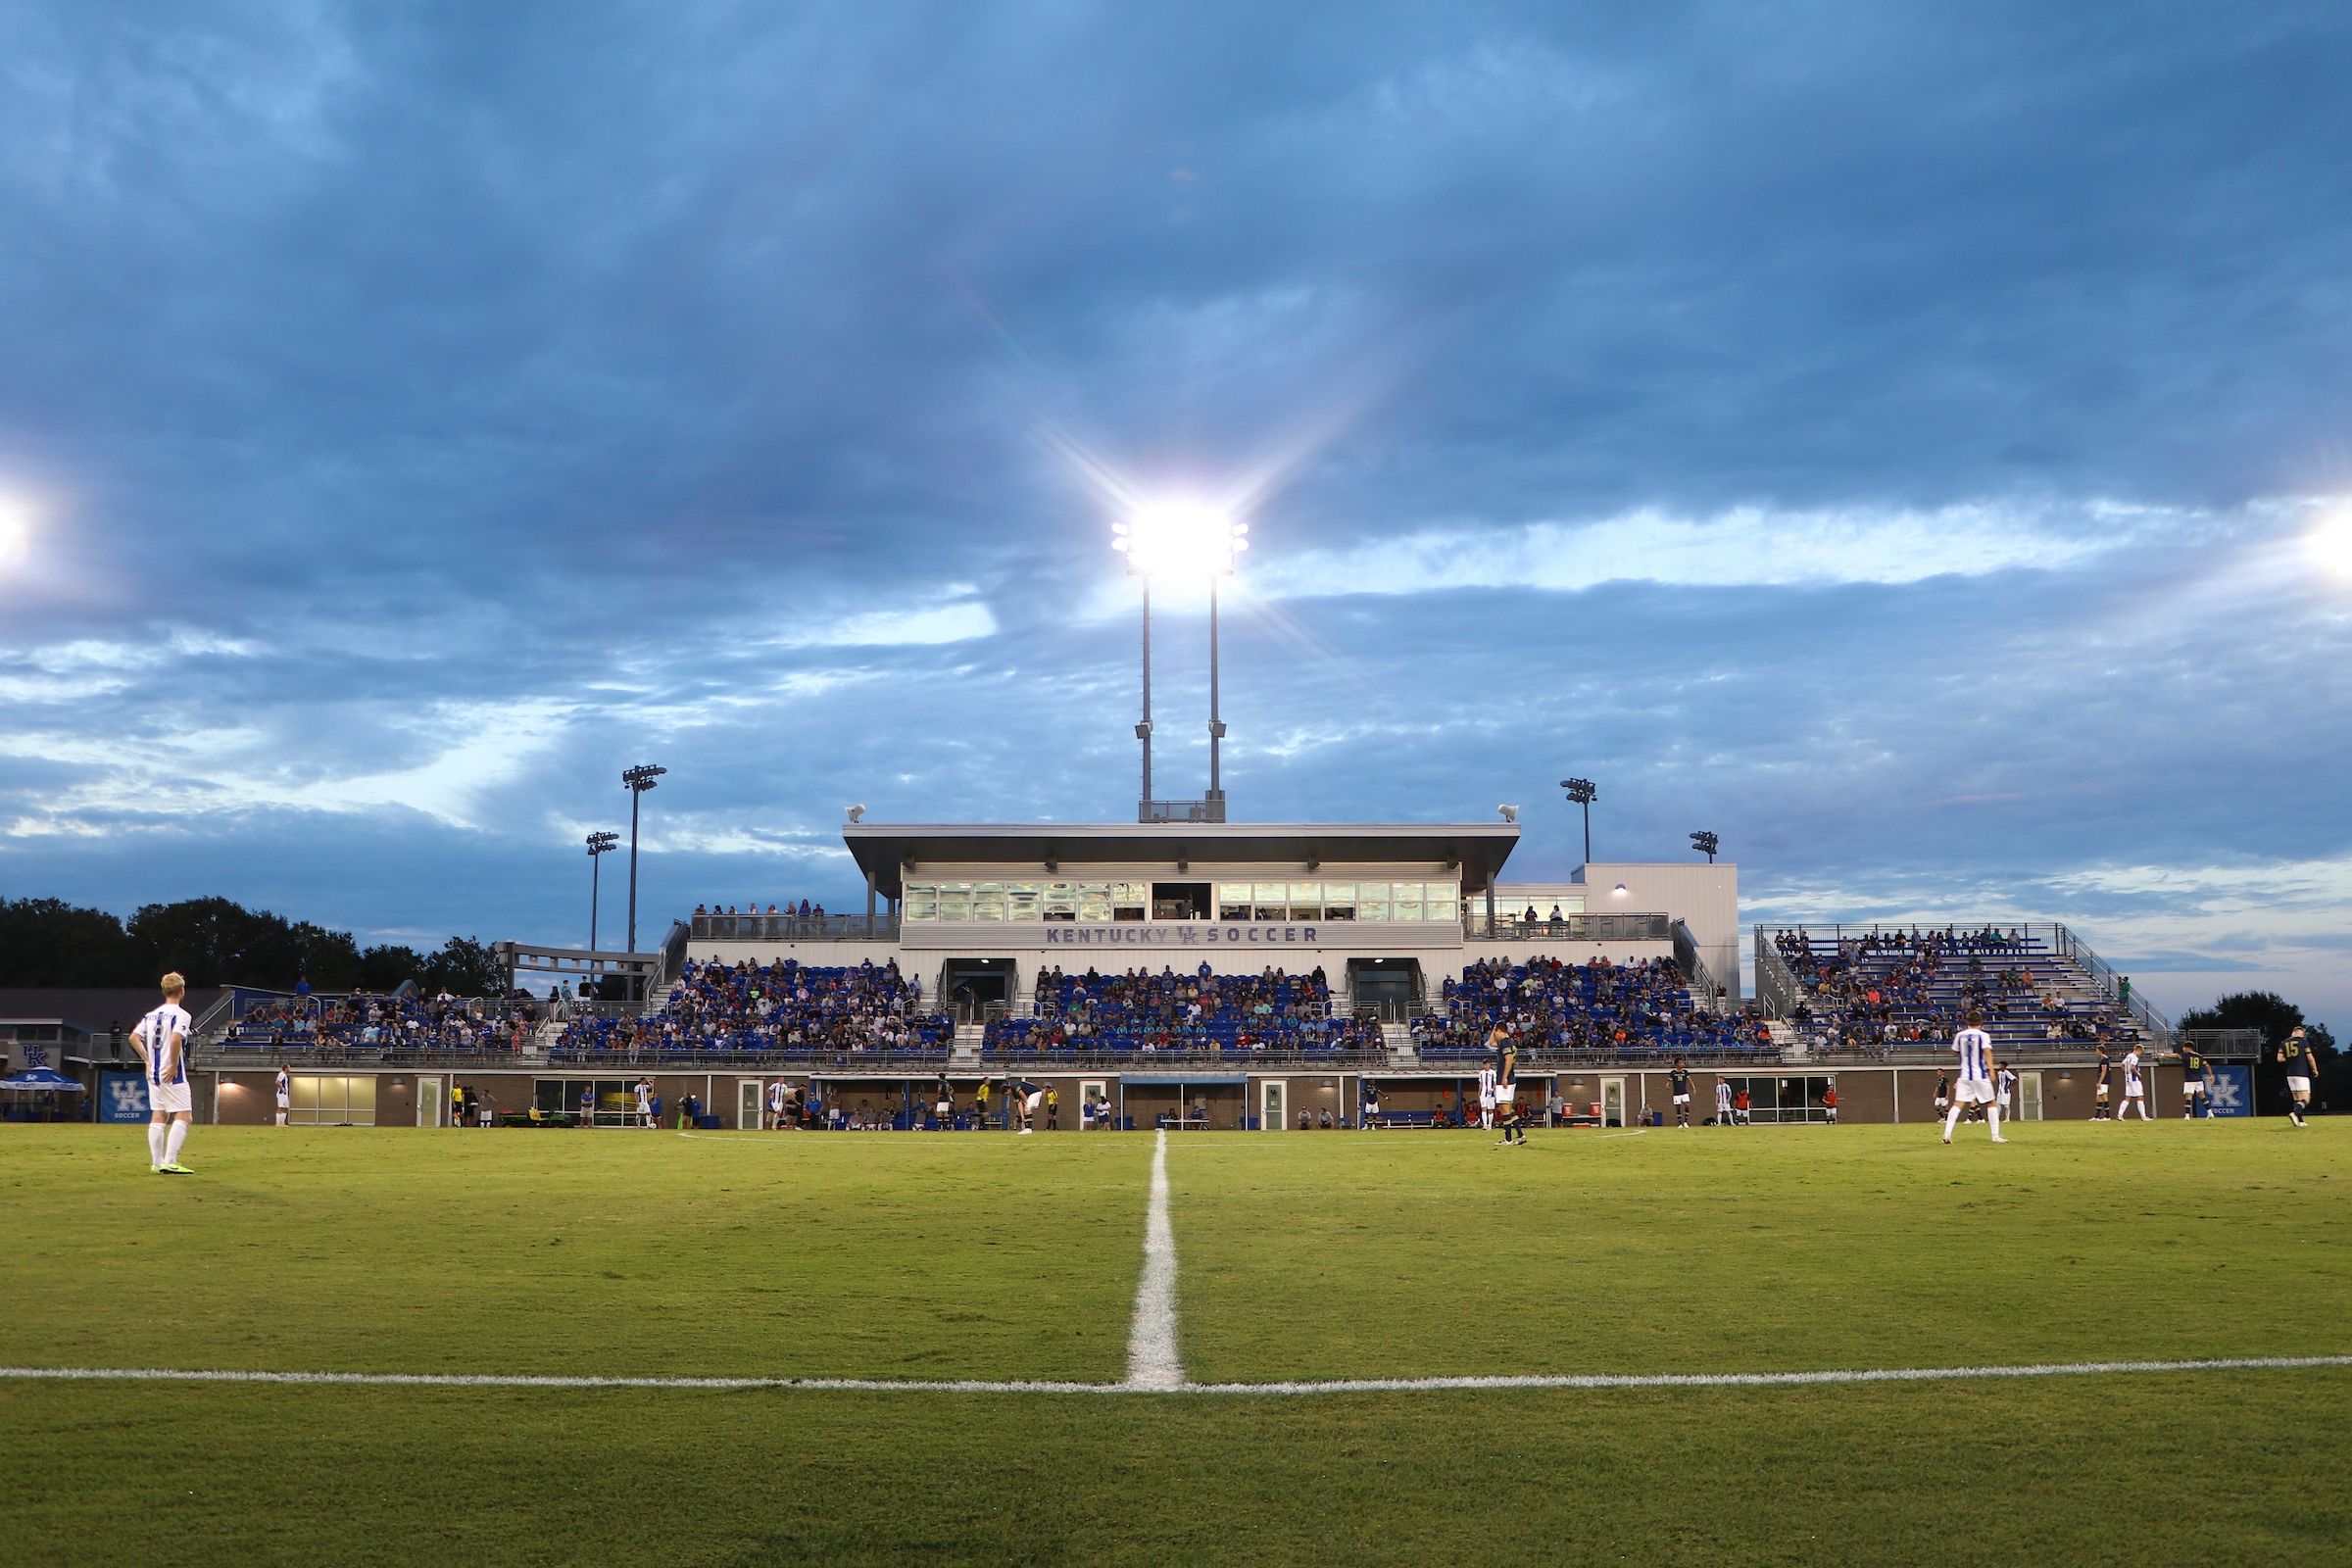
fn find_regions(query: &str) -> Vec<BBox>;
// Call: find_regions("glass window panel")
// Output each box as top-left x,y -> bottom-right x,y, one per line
936,884 -> 971,921
1043,882 -> 1077,910
290,1076 -> 320,1109
905,885 -> 938,921
1078,884 -> 1112,921
1005,885 -> 1041,921
1393,883 -> 1425,920
347,1077 -> 376,1111
1219,884 -> 1254,921
1289,883 -> 1321,920
1358,884 -> 1391,921
1321,884 -> 1356,920
971,884 -> 1005,921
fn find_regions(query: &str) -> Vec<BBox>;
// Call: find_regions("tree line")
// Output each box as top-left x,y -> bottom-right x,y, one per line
0,896 -> 508,996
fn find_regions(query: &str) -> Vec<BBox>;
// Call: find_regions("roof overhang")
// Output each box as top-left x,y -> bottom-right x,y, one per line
843,821 -> 1521,902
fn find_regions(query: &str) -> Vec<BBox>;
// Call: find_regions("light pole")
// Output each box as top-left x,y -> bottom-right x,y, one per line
1561,778 -> 1596,868
586,831 -> 618,954
621,763 -> 665,998
1690,830 -> 1719,863
1112,503 -> 1249,821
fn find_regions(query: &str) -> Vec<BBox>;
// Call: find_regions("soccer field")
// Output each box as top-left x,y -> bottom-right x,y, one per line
4,1119 -> 2345,1565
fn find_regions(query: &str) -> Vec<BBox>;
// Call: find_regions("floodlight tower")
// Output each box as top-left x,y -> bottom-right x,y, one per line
1561,777 -> 1597,867
586,830 -> 619,953
1690,830 -> 1719,863
1112,504 -> 1249,821
621,762 -> 665,996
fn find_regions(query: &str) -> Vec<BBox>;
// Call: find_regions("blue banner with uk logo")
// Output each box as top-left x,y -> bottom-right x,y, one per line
98,1072 -> 152,1123
2204,1065 -> 2251,1117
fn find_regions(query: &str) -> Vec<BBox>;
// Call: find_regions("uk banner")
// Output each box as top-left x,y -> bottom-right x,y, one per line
2205,1065 -> 2252,1117
98,1072 -> 151,1123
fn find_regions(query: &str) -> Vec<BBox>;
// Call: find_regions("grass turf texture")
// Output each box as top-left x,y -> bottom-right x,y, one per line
4,1120 -> 2345,1565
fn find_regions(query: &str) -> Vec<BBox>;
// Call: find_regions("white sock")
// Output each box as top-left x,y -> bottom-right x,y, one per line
165,1120 -> 189,1165
1943,1105 -> 1962,1139
1987,1105 -> 2001,1138
147,1122 -> 167,1166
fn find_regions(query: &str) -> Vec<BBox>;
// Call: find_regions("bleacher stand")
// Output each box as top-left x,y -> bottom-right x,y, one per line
1769,926 -> 2140,1057
984,962 -> 1373,1058
556,956 -> 951,1060
1425,955 -> 1771,1062
220,989 -> 536,1054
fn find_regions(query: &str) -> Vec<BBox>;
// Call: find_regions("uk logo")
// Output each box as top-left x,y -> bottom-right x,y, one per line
24,1046 -> 47,1067
2207,1066 -> 2251,1116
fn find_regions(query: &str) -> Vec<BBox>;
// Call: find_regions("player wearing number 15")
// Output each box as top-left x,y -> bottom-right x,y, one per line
133,973 -> 196,1174
2279,1028 -> 2315,1128
1942,1010 -> 2006,1145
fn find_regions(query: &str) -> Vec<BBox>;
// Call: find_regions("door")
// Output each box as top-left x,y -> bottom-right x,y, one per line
1261,1079 -> 1286,1131
416,1076 -> 443,1129
738,1079 -> 764,1130
2019,1072 -> 2042,1122
1600,1077 -> 1626,1128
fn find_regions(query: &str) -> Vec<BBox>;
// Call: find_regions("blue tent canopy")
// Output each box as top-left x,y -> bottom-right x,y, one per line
1,1066 -> 85,1091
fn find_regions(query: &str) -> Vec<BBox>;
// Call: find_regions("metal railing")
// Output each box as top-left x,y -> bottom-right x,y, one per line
2051,923 -> 2174,1041
1139,798 -> 1225,823
689,913 -> 902,943
1754,921 -> 2173,1041
1462,912 -> 1671,943
1753,928 -> 1805,1020
1671,920 -> 1722,1014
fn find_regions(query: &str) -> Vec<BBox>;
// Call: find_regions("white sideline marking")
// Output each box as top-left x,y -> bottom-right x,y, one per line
3,1355 -> 2343,1396
1125,1128 -> 1184,1390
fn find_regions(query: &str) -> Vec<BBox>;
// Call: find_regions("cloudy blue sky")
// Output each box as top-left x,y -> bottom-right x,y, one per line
2,2 -> 2348,1021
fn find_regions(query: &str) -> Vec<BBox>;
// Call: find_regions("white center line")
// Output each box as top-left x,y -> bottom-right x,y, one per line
1125,1128 -> 1184,1390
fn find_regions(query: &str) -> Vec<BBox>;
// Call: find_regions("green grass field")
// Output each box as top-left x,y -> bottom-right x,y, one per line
4,1118 -> 2345,1565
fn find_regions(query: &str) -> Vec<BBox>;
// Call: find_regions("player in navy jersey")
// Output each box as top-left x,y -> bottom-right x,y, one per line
1943,1010 -> 2006,1144
2090,1048 -> 2113,1120
1491,1031 -> 1526,1146
2279,1028 -> 2315,1127
2179,1045 -> 2212,1119
1668,1058 -> 1693,1128
133,972 -> 196,1173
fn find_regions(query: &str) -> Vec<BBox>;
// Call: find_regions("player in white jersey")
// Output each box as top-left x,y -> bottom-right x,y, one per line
766,1078 -> 788,1131
1477,1058 -> 1498,1130
2117,1048 -> 2150,1121
1714,1078 -> 1734,1126
634,1077 -> 654,1129
1942,1011 -> 2007,1145
133,972 -> 197,1173
274,1065 -> 290,1126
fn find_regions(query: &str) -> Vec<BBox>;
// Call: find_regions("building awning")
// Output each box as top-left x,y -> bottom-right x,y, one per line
843,821 -> 1520,901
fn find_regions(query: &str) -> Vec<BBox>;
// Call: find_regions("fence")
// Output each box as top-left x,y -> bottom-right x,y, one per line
689,912 -> 901,943
1461,912 -> 1672,943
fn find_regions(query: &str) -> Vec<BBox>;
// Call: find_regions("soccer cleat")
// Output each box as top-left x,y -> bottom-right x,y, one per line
1990,1137 -> 2010,1144
157,1163 -> 195,1174
1941,1136 -> 1952,1145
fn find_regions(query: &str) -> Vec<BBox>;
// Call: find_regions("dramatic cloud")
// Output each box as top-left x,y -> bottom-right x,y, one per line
2,2 -> 2349,1020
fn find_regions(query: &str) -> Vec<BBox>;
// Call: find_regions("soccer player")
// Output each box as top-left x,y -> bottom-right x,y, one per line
975,1078 -> 991,1130
1668,1057 -> 1693,1128
1046,1086 -> 1058,1131
1995,1063 -> 2017,1124
934,1076 -> 953,1131
2091,1047 -> 2113,1120
1478,1036 -> 1501,1130
2180,1044 -> 2212,1119
1943,1009 -> 2006,1144
1714,1078 -> 1734,1127
132,973 -> 196,1174
1016,1078 -> 1045,1136
1934,1071 -> 1950,1121
274,1064 -> 290,1127
2279,1027 -> 2316,1127
767,1078 -> 788,1130
1823,1082 -> 1838,1124
634,1077 -> 654,1129
2118,1047 -> 2150,1121
1491,1030 -> 1526,1146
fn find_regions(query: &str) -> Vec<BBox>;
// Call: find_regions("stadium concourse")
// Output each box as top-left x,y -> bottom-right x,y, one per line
141,812 -> 2251,1134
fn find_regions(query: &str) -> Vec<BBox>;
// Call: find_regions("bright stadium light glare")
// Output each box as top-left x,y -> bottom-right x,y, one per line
2314,514 -> 2352,575
1113,501 -> 1246,578
0,500 -> 28,565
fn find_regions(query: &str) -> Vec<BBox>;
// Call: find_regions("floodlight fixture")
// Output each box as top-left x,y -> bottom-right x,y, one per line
585,831 -> 619,956
2316,514 -> 2352,575
620,762 -> 666,993
846,805 -> 866,823
1112,502 -> 1250,820
1690,830 -> 1719,862
1560,777 -> 1597,866
1498,805 -> 1519,822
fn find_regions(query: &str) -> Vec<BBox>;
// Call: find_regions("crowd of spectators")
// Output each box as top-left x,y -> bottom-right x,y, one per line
556,956 -> 951,1057
696,900 -> 829,919
1771,928 -> 2134,1055
985,962 -> 1375,1055
1423,955 -> 1768,1059
221,987 -> 536,1054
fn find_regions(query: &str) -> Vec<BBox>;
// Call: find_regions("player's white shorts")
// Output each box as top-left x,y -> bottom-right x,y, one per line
2124,1083 -> 2143,1098
150,1080 -> 193,1115
1672,1094 -> 1690,1104
275,1097 -> 290,1111
2183,1080 -> 2206,1097
1479,1093 -> 1494,1110
1996,1094 -> 2012,1109
1953,1077 -> 1995,1104
2288,1076 -> 2311,1095
2095,1086 -> 2110,1098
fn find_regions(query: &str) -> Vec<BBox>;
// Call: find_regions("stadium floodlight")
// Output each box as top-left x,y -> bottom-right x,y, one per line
1560,777 -> 1597,867
621,763 -> 665,997
846,805 -> 866,823
1113,503 -> 1250,819
1497,805 -> 1519,822
1690,830 -> 1719,862
2315,514 -> 2352,575
586,831 -> 619,954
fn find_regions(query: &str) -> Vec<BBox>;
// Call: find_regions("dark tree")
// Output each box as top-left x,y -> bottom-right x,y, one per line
0,898 -> 134,986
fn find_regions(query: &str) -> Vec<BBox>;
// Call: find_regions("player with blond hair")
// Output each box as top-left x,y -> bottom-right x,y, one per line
1942,1010 -> 2006,1145
133,973 -> 197,1173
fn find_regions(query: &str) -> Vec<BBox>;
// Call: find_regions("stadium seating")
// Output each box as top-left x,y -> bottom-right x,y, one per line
554,956 -> 952,1061
220,991 -> 532,1055
1767,926 -> 2143,1056
1429,955 -> 1774,1062
982,963 -> 1380,1058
